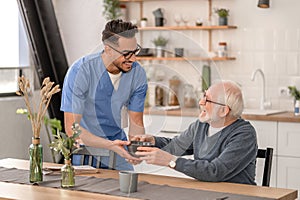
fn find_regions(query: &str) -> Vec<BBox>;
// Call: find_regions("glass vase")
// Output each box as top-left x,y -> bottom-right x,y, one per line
61,159 -> 75,188
29,137 -> 43,183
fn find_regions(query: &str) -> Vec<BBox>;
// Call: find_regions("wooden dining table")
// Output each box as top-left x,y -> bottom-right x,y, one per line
0,158 -> 298,200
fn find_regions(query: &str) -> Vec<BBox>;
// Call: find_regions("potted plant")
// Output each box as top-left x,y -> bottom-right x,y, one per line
49,122 -> 82,188
103,0 -> 121,20
140,17 -> 148,27
214,8 -> 230,26
152,36 -> 168,57
288,86 -> 300,115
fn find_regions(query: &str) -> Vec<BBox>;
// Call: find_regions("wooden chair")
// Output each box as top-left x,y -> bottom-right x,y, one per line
256,147 -> 273,187
73,145 -> 116,169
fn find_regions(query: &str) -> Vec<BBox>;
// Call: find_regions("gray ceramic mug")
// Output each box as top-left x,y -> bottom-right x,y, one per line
155,17 -> 167,27
119,171 -> 138,193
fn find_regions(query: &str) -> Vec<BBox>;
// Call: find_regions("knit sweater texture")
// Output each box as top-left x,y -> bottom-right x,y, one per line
155,118 -> 258,185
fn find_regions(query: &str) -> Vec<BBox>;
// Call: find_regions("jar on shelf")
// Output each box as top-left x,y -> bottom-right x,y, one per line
155,85 -> 164,106
168,76 -> 180,106
217,42 -> 228,57
184,84 -> 196,108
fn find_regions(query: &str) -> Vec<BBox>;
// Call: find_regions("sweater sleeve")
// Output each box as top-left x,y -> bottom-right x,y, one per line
155,121 -> 198,156
174,121 -> 257,184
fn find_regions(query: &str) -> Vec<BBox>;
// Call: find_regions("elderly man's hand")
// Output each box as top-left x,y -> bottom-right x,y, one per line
135,146 -> 173,167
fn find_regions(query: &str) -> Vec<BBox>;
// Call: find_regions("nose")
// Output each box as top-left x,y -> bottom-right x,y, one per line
199,97 -> 205,106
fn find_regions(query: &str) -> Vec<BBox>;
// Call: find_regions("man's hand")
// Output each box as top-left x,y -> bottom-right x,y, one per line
110,140 -> 141,161
135,147 -> 173,167
126,158 -> 143,165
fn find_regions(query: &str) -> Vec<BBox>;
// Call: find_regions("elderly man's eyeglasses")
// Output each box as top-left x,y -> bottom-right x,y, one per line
107,44 -> 141,60
201,92 -> 227,107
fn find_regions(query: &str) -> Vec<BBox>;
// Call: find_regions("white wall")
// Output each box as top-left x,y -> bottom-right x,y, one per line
52,0 -> 105,65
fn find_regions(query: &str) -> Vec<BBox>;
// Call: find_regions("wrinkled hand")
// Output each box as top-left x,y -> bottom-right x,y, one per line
111,140 -> 141,161
130,134 -> 155,145
135,147 -> 173,166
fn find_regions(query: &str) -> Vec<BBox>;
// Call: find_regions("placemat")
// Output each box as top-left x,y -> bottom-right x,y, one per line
0,167 -> 272,200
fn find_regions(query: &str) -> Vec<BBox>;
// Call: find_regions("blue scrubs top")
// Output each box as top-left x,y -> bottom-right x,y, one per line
61,51 -> 147,170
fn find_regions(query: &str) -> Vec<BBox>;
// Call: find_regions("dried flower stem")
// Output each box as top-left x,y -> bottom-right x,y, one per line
17,76 -> 61,139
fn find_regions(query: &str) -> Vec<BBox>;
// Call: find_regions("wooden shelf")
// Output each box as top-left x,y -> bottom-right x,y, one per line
139,25 -> 237,31
120,0 -> 202,2
122,0 -> 237,60
136,56 -> 236,61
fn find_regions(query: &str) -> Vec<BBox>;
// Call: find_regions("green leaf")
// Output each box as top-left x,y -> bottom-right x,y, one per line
48,122 -> 82,160
288,86 -> 300,100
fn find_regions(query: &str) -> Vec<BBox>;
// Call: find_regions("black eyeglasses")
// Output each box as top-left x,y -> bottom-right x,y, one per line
201,92 -> 227,107
107,44 -> 141,60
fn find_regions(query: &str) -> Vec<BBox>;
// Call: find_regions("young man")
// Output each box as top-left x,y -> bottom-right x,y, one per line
61,19 -> 147,170
132,80 -> 258,185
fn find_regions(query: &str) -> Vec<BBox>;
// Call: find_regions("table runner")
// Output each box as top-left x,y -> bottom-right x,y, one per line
0,167 -> 272,200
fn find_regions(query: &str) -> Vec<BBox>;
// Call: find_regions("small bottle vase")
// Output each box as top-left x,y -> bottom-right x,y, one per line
61,159 -> 75,188
294,100 -> 300,116
29,137 -> 43,183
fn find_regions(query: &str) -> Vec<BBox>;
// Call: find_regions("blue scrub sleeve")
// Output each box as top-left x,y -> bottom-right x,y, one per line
128,84 -> 147,112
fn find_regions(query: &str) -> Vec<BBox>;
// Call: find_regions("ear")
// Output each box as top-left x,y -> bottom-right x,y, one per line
219,106 -> 230,117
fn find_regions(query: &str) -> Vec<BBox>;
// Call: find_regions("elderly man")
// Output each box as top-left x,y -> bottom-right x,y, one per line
133,80 -> 258,185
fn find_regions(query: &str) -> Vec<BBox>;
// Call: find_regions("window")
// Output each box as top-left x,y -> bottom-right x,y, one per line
0,0 -> 32,96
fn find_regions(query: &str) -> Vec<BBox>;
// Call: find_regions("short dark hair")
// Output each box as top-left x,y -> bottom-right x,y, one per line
102,19 -> 138,46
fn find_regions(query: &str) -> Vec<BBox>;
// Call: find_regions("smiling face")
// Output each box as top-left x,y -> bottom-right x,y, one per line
108,37 -> 139,73
198,84 -> 228,127
198,90 -> 221,123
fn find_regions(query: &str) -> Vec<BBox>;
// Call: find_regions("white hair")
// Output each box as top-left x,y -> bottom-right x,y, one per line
213,80 -> 244,118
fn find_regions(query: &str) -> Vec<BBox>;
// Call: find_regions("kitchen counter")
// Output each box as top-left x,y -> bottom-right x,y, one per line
144,107 -> 300,123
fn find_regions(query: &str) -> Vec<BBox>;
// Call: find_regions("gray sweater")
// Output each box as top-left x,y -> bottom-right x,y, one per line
155,118 -> 258,185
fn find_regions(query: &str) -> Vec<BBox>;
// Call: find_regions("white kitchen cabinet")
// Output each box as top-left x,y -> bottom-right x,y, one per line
247,120 -> 278,155
247,120 -> 277,187
277,157 -> 300,199
277,122 -> 300,199
278,122 -> 300,157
